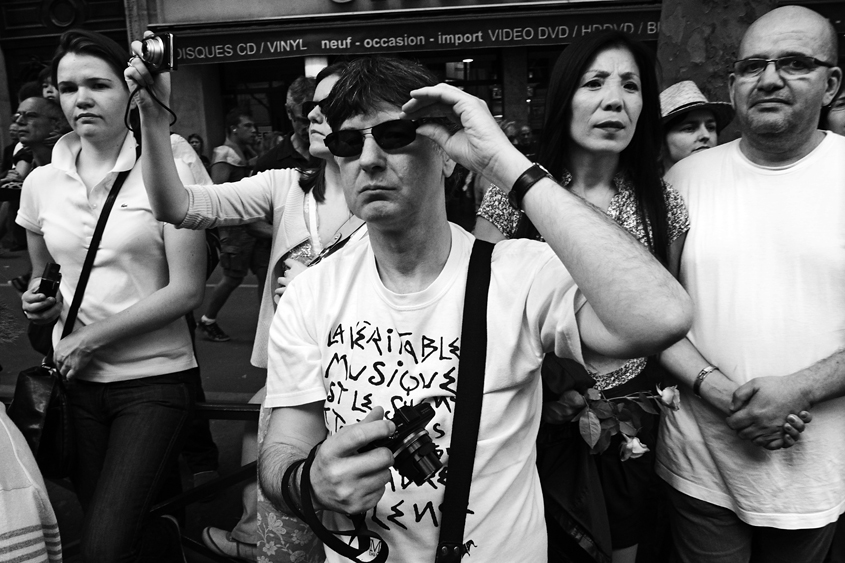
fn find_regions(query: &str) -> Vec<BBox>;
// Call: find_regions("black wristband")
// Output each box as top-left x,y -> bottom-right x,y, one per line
508,163 -> 552,210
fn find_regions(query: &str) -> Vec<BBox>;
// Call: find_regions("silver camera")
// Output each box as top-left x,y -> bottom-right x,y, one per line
140,33 -> 176,73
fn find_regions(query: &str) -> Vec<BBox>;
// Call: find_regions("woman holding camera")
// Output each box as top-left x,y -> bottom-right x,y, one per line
18,29 -> 205,562
127,51 -> 359,561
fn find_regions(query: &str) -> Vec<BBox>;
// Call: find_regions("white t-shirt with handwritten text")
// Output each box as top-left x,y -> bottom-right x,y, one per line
266,223 -> 582,563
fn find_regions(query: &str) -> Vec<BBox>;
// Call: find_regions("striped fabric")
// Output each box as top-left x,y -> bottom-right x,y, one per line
0,404 -> 62,562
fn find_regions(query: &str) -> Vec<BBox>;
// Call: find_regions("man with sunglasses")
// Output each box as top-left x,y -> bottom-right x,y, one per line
254,76 -> 317,173
257,56 -> 692,562
655,6 -> 845,562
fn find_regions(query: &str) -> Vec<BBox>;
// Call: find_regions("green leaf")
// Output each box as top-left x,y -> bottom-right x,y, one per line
590,430 -> 613,455
592,400 -> 615,419
620,420 -> 638,436
585,388 -> 602,401
636,399 -> 659,415
579,409 -> 602,448
600,418 -> 619,432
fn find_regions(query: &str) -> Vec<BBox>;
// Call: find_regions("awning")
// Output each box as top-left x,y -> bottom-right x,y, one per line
153,5 -> 662,65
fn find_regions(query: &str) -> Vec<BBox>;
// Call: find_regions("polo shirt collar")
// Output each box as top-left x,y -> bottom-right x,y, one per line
52,131 -> 138,176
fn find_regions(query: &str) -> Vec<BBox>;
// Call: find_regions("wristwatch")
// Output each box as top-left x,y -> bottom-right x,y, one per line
508,163 -> 553,210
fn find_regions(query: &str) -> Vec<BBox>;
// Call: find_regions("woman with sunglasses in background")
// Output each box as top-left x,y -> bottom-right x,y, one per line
128,53 -> 360,561
18,29 -> 206,562
474,30 -> 688,563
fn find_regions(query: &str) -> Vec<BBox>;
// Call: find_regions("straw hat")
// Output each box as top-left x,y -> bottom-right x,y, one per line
660,80 -> 734,133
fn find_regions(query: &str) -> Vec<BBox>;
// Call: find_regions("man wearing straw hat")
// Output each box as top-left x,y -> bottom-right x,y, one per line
655,6 -> 845,562
659,80 -> 734,172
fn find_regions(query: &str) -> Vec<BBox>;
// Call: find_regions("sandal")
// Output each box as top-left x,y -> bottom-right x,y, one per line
201,526 -> 258,562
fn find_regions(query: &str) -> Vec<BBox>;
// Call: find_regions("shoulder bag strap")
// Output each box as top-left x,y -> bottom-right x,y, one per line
435,238 -> 494,563
60,163 -> 133,338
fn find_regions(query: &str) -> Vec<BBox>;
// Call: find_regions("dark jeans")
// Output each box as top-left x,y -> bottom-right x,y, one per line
182,313 -> 219,475
68,369 -> 197,563
667,486 -> 837,563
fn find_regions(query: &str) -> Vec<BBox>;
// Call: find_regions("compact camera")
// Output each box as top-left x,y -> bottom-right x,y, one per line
139,33 -> 176,73
37,263 -> 61,298
360,403 -> 442,486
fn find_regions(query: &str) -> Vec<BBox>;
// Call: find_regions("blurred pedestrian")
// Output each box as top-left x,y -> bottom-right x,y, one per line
254,76 -> 316,173
18,29 -> 206,562
188,132 -> 211,169
475,30 -> 690,563
196,108 -> 271,342
660,80 -> 733,173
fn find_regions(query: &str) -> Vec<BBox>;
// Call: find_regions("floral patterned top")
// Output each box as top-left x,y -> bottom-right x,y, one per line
477,170 -> 690,390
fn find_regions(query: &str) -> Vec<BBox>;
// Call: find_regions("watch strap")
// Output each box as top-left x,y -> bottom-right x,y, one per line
508,163 -> 551,210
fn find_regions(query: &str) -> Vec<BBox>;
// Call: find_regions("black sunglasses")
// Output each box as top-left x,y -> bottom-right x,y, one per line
301,99 -> 324,115
325,119 -> 421,157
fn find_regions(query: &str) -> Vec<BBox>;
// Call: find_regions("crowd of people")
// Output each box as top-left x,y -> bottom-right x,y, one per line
1,3 -> 843,562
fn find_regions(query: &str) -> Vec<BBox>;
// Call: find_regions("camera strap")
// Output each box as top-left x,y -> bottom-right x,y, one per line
61,156 -> 134,339
285,441 -> 390,563
285,239 -> 494,563
435,239 -> 493,563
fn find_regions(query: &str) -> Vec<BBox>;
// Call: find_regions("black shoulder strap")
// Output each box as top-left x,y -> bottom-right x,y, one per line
61,163 -> 133,338
435,238 -> 494,563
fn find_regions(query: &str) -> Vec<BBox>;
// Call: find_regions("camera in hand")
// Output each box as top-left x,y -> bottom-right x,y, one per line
140,33 -> 176,73
37,263 -> 61,298
360,403 -> 442,486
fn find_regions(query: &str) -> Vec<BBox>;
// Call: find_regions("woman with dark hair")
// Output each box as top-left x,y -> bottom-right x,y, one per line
18,29 -> 206,561
127,54 -> 359,561
187,132 -> 211,169
475,31 -> 689,563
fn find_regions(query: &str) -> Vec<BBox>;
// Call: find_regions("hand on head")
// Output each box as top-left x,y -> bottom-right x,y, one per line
401,83 -> 530,190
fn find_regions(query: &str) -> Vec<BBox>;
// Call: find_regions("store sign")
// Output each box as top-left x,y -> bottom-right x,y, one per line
172,9 -> 660,65
158,0 -> 620,24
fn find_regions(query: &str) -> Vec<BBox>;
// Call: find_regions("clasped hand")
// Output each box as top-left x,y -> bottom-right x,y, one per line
728,374 -> 813,450
309,407 -> 396,515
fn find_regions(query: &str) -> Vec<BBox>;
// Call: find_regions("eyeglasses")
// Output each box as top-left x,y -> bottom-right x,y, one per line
15,111 -> 43,124
732,55 -> 834,79
302,99 -> 324,115
325,119 -> 421,157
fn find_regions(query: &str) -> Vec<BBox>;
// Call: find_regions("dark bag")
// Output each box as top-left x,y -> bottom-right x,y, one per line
27,321 -> 55,356
9,164 -> 131,478
8,361 -> 74,479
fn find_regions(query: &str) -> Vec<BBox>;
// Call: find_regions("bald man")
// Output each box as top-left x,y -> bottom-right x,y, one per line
655,6 -> 844,562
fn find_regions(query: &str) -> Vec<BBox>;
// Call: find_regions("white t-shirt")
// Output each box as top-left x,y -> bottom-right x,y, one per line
267,223 -> 583,563
657,134 -> 845,529
16,132 -> 197,382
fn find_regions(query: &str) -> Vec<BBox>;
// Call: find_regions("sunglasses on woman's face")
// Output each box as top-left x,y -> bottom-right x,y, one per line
301,99 -> 323,115
325,119 -> 421,157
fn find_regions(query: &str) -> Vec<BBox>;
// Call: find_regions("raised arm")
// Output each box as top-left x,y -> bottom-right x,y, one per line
124,43 -> 189,224
404,84 -> 692,358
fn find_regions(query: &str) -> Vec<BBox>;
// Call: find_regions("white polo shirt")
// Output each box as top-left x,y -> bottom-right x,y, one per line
16,132 -> 197,382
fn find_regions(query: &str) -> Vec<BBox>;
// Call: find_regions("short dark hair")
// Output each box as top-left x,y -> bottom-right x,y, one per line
286,76 -> 316,108
225,107 -> 252,133
187,133 -> 204,152
315,62 -> 349,85
323,56 -> 439,130
17,81 -> 41,104
51,29 -> 129,90
537,30 -> 669,263
38,66 -> 53,85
